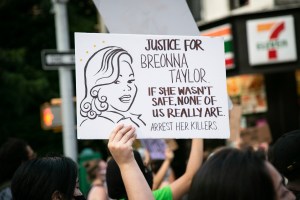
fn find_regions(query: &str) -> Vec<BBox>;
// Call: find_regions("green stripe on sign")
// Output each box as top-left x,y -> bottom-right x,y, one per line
224,40 -> 232,53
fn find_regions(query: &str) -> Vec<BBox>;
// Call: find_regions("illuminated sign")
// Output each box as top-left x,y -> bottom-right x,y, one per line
246,15 -> 297,66
202,24 -> 235,70
40,103 -> 62,130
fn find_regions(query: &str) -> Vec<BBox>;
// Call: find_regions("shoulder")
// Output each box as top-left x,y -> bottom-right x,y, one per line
87,185 -> 107,200
153,186 -> 172,200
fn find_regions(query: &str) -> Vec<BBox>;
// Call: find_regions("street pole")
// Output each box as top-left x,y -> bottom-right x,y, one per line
52,0 -> 77,162
97,13 -> 107,33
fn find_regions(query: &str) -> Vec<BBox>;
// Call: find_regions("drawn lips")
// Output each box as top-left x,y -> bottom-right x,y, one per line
119,95 -> 132,103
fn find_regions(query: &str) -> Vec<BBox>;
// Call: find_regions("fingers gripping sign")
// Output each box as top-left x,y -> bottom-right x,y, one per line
108,124 -> 137,166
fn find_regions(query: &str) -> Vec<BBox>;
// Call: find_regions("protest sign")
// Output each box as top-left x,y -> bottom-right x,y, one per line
140,139 -> 166,160
75,33 -> 229,139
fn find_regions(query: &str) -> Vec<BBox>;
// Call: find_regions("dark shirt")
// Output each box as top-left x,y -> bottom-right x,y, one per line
291,190 -> 300,200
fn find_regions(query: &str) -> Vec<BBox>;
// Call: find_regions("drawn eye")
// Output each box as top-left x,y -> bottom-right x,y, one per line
114,80 -> 120,84
128,79 -> 135,84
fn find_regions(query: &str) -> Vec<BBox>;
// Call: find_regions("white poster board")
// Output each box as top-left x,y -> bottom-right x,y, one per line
246,15 -> 297,66
75,33 -> 229,139
92,0 -> 200,36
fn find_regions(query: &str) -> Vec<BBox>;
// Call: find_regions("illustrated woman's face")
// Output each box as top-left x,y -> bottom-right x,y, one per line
100,55 -> 137,112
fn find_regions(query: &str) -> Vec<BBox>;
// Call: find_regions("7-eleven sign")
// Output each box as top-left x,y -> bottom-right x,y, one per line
202,24 -> 235,70
246,15 -> 297,66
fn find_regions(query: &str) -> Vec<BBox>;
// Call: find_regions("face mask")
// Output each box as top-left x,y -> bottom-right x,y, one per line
73,195 -> 87,200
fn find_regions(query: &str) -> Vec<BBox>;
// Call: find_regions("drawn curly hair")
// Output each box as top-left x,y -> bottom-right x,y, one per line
80,46 -> 133,120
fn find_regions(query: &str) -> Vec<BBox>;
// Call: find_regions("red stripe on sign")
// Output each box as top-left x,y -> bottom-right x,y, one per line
270,22 -> 285,39
268,49 -> 277,59
225,58 -> 234,66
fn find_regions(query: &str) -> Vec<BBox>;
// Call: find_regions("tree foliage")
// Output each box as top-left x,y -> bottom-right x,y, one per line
0,0 -> 98,155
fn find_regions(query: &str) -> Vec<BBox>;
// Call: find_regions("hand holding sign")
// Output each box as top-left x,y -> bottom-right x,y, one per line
108,124 -> 136,166
107,124 -> 155,200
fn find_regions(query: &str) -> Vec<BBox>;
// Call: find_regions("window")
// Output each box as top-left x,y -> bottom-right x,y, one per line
230,0 -> 249,10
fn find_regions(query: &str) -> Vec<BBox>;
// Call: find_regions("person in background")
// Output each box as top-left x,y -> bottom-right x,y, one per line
106,129 -> 203,200
151,147 -> 175,190
11,155 -> 85,200
0,138 -> 36,200
85,159 -> 108,200
268,130 -> 300,200
188,147 -> 295,200
11,124 -> 154,200
137,147 -> 151,167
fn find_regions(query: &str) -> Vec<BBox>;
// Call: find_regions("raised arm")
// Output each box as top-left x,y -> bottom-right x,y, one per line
169,139 -> 203,200
108,124 -> 154,200
152,147 -> 174,190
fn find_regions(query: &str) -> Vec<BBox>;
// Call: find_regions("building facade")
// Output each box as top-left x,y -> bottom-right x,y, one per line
196,0 -> 300,142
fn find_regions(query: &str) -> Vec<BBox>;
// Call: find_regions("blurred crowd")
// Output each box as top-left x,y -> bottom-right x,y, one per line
0,124 -> 299,200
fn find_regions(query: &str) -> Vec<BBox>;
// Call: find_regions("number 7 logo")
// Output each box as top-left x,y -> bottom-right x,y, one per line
268,22 -> 285,59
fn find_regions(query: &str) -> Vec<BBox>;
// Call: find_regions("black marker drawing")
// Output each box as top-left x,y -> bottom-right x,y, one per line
80,46 -> 146,127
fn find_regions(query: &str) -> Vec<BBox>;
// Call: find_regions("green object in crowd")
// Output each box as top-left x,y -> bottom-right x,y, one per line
78,148 -> 102,196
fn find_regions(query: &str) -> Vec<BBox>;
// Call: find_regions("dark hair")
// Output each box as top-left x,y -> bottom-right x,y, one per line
151,160 -> 164,174
268,130 -> 300,182
188,148 -> 276,200
106,150 -> 153,199
11,156 -> 77,200
0,138 -> 29,184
